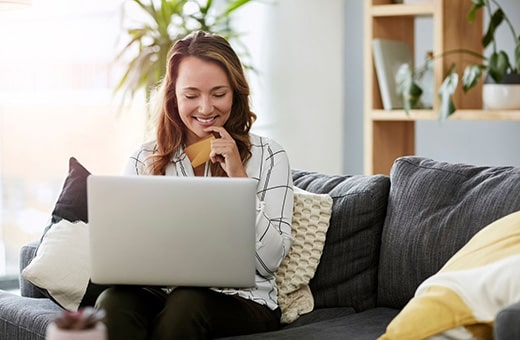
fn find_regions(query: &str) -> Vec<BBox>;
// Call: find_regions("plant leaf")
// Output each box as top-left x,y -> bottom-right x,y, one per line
396,64 -> 412,113
396,63 -> 422,114
488,51 -> 510,82
223,0 -> 252,16
468,0 -> 484,22
483,9 -> 504,48
438,66 -> 458,121
461,64 -> 483,92
200,0 -> 213,15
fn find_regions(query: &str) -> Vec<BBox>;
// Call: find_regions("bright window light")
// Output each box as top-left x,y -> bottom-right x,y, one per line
0,0 -> 145,278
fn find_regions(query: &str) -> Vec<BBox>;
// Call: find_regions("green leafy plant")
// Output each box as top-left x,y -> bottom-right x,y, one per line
114,0 -> 256,108
398,0 -> 520,120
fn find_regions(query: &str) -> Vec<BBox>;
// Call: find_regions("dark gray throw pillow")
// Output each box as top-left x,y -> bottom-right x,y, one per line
51,157 -> 90,223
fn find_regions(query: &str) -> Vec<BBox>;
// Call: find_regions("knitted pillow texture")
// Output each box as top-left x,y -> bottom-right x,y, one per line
275,187 -> 333,324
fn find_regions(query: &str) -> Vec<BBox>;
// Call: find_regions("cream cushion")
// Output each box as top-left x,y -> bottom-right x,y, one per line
275,187 -> 333,324
22,219 -> 90,311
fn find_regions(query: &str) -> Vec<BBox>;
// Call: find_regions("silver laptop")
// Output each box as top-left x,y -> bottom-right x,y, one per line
87,175 -> 257,288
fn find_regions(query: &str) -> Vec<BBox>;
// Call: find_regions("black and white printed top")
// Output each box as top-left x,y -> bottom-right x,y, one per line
125,133 -> 294,310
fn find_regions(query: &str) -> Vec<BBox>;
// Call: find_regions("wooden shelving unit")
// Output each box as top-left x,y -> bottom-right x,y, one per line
363,0 -> 520,175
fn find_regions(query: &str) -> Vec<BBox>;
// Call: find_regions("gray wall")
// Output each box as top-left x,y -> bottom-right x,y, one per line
343,0 -> 520,174
343,0 -> 364,174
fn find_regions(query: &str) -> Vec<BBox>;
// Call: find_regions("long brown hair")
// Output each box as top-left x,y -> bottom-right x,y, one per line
148,31 -> 256,176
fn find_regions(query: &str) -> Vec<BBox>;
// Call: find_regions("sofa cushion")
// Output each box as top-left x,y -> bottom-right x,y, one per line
22,219 -> 91,311
379,210 -> 520,340
378,156 -> 520,309
275,187 -> 333,324
0,292 -> 63,340
495,300 -> 520,340
292,170 -> 390,311
217,307 -> 399,340
26,157 -> 109,309
51,157 -> 90,223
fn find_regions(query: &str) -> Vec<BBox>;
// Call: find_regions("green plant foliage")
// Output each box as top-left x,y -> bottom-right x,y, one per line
396,64 -> 423,113
401,0 -> 520,120
114,0 -> 255,106
461,64 -> 484,91
438,65 -> 458,120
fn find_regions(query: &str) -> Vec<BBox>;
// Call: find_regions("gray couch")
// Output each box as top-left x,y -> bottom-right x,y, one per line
1,156 -> 520,339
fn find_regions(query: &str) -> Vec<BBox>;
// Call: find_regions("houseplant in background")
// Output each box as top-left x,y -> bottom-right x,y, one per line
398,0 -> 520,119
114,0 -> 256,116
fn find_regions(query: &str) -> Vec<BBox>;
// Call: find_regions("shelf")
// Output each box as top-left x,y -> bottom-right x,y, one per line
371,109 -> 520,121
364,0 -> 492,175
371,4 -> 434,17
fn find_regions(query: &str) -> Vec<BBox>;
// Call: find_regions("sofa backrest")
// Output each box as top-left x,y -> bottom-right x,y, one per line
377,156 -> 520,309
292,170 -> 390,312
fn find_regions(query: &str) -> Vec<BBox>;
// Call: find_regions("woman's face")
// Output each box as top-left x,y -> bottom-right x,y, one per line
175,56 -> 233,146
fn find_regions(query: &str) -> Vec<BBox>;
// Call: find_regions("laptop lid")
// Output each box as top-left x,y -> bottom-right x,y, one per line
87,175 -> 256,288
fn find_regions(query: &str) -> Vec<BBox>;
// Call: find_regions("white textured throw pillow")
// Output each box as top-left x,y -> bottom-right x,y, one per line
275,187 -> 333,324
22,219 -> 90,311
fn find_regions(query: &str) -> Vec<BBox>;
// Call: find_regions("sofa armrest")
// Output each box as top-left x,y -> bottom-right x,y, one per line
19,241 -> 47,298
495,301 -> 520,340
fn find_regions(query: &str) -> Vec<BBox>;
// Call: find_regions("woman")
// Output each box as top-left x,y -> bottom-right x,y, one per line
96,31 -> 294,340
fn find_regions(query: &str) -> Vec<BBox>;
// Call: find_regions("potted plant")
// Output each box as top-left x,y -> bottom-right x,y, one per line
114,0 -> 256,112
398,0 -> 520,119
45,307 -> 106,340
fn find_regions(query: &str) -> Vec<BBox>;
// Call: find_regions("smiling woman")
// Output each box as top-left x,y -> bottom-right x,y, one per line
0,0 -> 144,283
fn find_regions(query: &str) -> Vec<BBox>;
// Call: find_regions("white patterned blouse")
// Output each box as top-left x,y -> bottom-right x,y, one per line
124,133 -> 294,310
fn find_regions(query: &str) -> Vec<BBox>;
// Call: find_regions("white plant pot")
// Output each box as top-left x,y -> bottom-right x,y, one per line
45,322 -> 107,340
483,83 -> 520,110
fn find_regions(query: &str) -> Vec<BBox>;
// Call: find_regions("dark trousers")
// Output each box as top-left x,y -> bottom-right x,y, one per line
95,286 -> 281,340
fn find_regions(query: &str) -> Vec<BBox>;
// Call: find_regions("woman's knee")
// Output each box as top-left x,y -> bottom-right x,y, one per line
96,286 -> 140,311
162,287 -> 212,321
152,288 -> 214,339
96,286 -> 164,340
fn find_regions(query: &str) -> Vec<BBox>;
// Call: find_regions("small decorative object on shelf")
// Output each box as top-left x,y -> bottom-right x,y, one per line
45,307 -> 107,340
372,38 -> 413,110
483,73 -> 520,110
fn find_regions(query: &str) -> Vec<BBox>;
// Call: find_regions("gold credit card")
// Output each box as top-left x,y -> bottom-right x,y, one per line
185,135 -> 216,168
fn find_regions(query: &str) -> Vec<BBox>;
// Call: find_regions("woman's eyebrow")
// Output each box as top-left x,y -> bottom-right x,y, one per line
181,85 -> 230,92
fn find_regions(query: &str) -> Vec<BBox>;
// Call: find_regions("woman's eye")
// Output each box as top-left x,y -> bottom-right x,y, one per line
214,93 -> 226,98
185,94 -> 197,99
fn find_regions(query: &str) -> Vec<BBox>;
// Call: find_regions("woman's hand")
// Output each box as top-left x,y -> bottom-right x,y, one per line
204,126 -> 247,178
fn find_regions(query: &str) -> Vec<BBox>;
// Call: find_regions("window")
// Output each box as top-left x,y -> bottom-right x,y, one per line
0,0 -> 145,282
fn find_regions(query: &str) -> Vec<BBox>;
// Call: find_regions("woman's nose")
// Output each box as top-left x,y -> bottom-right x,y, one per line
199,96 -> 214,114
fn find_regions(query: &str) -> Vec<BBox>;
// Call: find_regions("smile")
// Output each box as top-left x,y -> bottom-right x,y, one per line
194,116 -> 217,123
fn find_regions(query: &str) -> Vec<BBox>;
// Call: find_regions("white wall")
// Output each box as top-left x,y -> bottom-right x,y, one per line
247,0 -> 346,175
